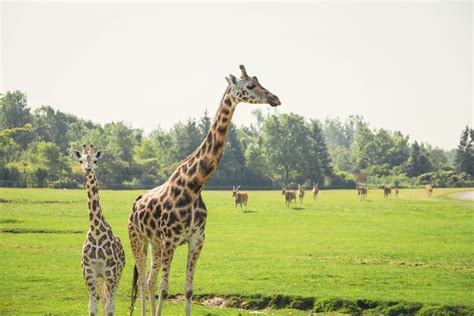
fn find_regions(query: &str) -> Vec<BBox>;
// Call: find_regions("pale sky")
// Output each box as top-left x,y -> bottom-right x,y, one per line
1,1 -> 472,149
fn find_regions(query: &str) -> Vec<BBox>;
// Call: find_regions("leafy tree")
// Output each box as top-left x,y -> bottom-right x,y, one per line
406,142 -> 434,177
307,119 -> 333,183
0,91 -> 33,148
199,110 -> 212,139
0,91 -> 31,129
211,124 -> 246,185
33,106 -> 80,151
454,126 -> 474,176
171,118 -> 202,161
23,141 -> 69,186
262,113 -> 309,185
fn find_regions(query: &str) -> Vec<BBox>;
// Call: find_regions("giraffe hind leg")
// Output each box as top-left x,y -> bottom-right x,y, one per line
129,227 -> 148,316
156,242 -> 177,316
147,243 -> 162,316
185,235 -> 205,316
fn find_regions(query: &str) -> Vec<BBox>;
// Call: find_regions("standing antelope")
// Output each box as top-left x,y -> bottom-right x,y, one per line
312,182 -> 319,200
357,183 -> 368,201
232,186 -> 248,211
383,185 -> 392,198
425,183 -> 434,197
282,187 -> 297,208
395,188 -> 400,198
297,184 -> 305,204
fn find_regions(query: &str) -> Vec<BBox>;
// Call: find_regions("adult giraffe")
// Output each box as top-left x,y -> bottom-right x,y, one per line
128,65 -> 280,316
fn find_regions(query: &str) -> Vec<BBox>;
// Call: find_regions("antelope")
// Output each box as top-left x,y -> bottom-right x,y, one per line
357,183 -> 368,201
282,187 -> 297,208
383,185 -> 391,198
297,184 -> 305,204
232,186 -> 248,210
395,188 -> 399,198
425,183 -> 434,197
312,182 -> 319,200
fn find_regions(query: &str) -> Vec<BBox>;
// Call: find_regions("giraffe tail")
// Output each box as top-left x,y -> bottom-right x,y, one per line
129,265 -> 139,316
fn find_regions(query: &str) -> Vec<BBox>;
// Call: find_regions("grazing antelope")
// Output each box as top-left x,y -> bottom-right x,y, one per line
383,185 -> 392,198
425,183 -> 434,197
357,184 -> 368,201
297,184 -> 305,204
395,189 -> 399,198
232,186 -> 248,211
312,182 -> 319,200
282,187 -> 297,208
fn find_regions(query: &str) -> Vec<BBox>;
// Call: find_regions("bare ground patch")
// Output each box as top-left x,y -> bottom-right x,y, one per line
165,294 -> 473,315
357,258 -> 474,271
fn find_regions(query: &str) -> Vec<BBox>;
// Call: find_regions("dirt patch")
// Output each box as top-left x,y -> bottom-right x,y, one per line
167,294 -> 473,315
357,258 -> 474,271
202,297 -> 227,308
452,191 -> 474,201
0,199 -> 13,203
0,228 -> 83,234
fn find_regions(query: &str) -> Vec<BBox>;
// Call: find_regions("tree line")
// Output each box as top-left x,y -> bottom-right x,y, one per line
0,90 -> 472,189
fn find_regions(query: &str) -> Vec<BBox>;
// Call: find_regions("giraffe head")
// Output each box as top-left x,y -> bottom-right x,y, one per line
72,144 -> 104,175
226,65 -> 281,107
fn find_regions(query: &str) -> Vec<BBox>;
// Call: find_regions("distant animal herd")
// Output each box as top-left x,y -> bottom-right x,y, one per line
233,181 -> 435,209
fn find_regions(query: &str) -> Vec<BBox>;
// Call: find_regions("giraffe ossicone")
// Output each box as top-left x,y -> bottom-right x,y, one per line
128,65 -> 280,316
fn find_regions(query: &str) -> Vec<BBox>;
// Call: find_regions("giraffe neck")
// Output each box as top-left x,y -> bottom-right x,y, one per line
85,172 -> 106,229
168,85 -> 237,198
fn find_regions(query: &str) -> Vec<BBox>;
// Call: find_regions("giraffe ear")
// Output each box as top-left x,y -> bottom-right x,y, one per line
71,150 -> 82,159
226,74 -> 237,85
95,150 -> 104,160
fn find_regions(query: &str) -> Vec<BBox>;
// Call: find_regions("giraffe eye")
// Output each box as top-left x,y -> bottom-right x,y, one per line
79,160 -> 83,163
93,160 -> 98,163
246,84 -> 256,90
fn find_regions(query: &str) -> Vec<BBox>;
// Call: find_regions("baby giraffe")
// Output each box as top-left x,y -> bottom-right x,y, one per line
73,144 -> 126,316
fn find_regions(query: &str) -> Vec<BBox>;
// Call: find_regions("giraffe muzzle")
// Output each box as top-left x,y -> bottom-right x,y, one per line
268,96 -> 281,107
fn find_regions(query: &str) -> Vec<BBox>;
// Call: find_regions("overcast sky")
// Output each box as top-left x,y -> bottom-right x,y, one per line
1,1 -> 472,149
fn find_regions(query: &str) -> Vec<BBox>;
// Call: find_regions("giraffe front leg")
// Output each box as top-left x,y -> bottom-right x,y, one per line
147,244 -> 161,316
104,265 -> 120,316
88,292 -> 99,316
185,235 -> 205,316
156,241 -> 176,316
83,264 -> 99,316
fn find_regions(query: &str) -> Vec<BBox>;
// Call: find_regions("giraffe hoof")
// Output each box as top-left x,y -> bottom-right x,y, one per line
185,290 -> 193,300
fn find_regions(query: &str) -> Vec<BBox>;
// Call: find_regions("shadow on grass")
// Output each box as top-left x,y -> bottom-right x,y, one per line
0,219 -> 22,224
0,228 -> 83,234
242,210 -> 257,213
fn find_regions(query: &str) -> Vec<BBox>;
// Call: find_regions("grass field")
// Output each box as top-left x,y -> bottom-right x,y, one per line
0,187 -> 473,315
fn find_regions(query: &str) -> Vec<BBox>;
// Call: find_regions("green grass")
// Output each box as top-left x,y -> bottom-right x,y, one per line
0,187 -> 473,315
